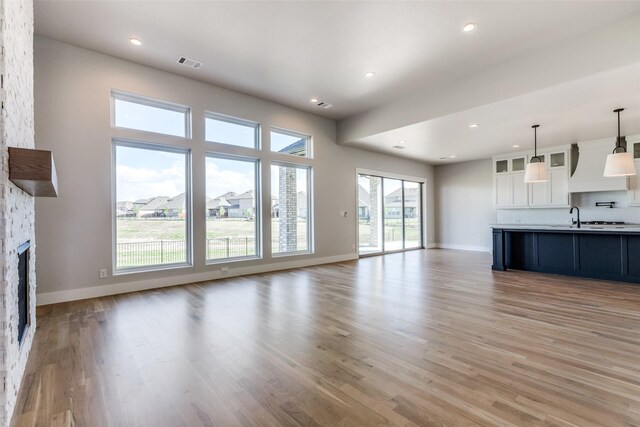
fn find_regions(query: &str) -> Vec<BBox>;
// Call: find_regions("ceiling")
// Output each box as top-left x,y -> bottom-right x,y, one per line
34,1 -> 640,164
350,62 -> 640,163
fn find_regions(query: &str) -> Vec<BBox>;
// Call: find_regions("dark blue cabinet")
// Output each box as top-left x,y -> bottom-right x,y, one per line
492,227 -> 640,284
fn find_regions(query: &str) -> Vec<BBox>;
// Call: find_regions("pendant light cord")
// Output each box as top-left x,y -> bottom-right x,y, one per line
613,108 -> 626,154
531,124 -> 542,163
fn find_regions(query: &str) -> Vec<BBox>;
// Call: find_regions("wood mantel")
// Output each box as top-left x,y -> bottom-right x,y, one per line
8,147 -> 58,197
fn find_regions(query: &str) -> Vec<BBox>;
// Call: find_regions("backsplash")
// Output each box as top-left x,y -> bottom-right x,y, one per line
497,191 -> 640,225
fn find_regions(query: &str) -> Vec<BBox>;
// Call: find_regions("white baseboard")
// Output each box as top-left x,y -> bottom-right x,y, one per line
37,253 -> 359,306
434,243 -> 491,253
426,243 -> 437,249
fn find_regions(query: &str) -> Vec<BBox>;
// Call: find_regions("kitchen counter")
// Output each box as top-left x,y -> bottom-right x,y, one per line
491,223 -> 640,232
492,225 -> 640,284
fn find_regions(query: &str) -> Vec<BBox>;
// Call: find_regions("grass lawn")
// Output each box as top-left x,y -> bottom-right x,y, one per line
116,218 -> 309,267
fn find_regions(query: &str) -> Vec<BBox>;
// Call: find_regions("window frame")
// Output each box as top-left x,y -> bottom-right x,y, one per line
204,112 -> 260,150
270,127 -> 313,159
112,138 -> 193,274
270,161 -> 314,257
205,152 -> 262,264
111,90 -> 191,139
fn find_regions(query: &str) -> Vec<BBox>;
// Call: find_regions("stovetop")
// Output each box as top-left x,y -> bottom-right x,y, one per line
580,221 -> 626,225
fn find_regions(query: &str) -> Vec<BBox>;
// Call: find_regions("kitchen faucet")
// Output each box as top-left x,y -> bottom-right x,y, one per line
570,206 -> 580,228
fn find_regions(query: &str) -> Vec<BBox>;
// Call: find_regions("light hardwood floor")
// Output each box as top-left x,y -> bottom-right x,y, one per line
11,249 -> 640,426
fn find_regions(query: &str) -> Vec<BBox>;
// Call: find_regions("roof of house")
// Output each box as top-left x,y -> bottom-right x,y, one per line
159,193 -> 186,210
206,197 -> 231,209
138,196 -> 171,211
216,191 -> 237,200
385,186 -> 419,201
235,190 -> 255,199
358,185 -> 370,207
278,138 -> 306,156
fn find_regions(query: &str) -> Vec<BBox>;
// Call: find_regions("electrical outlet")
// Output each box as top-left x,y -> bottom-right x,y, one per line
352,244 -> 356,250
99,268 -> 107,279
221,266 -> 229,274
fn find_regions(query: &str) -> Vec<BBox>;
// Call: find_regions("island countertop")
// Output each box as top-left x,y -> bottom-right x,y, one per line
490,223 -> 640,233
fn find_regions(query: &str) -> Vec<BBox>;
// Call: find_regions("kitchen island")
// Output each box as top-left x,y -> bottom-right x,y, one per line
492,224 -> 640,284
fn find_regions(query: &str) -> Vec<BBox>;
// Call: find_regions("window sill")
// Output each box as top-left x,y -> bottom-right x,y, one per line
113,262 -> 192,276
206,255 -> 261,265
271,250 -> 313,258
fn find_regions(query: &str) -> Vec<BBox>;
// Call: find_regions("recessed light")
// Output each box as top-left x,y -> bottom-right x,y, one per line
512,144 -> 520,148
463,22 -> 478,32
310,98 -> 319,103
365,71 -> 375,78
449,155 -> 456,158
469,123 -> 479,128
398,140 -> 406,144
129,38 -> 142,46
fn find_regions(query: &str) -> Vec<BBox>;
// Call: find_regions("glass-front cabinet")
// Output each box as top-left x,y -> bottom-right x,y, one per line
493,145 -> 570,209
494,155 -> 528,208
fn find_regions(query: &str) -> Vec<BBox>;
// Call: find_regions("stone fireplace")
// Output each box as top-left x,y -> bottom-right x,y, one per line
0,0 -> 37,423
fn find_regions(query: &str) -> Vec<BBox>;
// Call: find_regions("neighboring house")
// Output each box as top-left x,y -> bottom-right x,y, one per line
136,196 -> 170,218
206,196 -> 231,217
383,186 -> 420,219
278,138 -> 306,156
116,201 -> 135,217
270,193 -> 307,218
157,193 -> 186,218
358,185 -> 370,220
226,190 -> 256,218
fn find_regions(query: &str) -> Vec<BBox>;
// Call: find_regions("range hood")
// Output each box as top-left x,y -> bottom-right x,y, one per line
568,138 -> 628,193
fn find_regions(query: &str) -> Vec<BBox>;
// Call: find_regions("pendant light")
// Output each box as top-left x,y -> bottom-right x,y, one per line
524,124 -> 549,183
604,108 -> 636,177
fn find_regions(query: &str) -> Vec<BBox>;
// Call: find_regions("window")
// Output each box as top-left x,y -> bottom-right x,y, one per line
271,164 -> 312,254
112,91 -> 189,138
271,128 -> 310,157
113,141 -> 191,271
205,113 -> 259,149
206,155 -> 259,261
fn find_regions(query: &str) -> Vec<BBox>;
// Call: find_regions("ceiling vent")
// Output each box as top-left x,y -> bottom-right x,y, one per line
177,56 -> 203,70
315,101 -> 333,109
392,145 -> 406,150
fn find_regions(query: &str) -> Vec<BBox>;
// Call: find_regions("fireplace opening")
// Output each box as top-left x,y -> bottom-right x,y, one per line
17,241 -> 30,344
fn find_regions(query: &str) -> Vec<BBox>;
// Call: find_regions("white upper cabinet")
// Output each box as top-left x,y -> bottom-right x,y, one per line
493,145 -> 570,209
493,155 -> 528,208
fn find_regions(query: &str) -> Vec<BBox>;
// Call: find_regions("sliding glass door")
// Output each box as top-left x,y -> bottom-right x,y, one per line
358,173 -> 424,256
358,175 -> 383,255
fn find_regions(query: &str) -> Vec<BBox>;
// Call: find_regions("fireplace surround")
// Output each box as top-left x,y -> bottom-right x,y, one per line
17,241 -> 30,344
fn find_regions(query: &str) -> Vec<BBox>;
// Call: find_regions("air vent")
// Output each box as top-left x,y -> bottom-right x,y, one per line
316,101 -> 333,109
177,56 -> 203,70
392,145 -> 406,150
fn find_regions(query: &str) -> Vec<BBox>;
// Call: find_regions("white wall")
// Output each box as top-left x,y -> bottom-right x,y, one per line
434,159 -> 495,252
34,36 -> 435,305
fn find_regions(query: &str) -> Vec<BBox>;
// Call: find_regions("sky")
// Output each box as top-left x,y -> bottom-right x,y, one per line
114,97 -> 309,203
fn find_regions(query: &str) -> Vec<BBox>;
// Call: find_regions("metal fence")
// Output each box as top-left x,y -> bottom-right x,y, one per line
116,237 -> 256,268
206,237 -> 256,259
